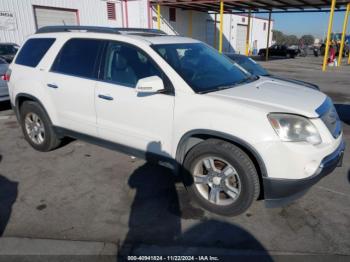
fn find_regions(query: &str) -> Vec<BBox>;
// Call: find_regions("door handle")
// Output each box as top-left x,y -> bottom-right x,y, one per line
47,83 -> 58,89
98,94 -> 114,101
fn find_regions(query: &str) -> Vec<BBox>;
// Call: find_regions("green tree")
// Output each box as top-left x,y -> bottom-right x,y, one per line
272,30 -> 285,44
285,35 -> 299,46
300,34 -> 315,45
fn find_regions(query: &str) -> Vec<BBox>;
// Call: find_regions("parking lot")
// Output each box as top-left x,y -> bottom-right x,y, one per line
0,56 -> 349,259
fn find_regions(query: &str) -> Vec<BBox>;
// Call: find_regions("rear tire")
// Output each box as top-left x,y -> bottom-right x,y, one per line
20,101 -> 61,152
182,139 -> 260,216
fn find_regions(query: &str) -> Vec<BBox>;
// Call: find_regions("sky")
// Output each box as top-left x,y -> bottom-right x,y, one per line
258,11 -> 350,39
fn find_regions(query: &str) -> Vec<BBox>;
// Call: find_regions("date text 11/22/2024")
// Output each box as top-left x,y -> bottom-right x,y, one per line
127,255 -> 220,261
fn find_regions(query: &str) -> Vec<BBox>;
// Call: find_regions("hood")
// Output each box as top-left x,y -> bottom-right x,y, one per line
267,75 -> 319,90
208,77 -> 326,118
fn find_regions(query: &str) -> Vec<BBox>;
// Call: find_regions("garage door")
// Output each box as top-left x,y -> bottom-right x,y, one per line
34,7 -> 78,29
236,24 -> 247,54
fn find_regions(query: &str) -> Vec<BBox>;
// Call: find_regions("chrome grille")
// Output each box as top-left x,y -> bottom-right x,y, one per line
320,104 -> 342,138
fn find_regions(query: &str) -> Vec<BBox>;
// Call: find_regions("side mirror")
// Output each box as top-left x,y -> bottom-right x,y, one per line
135,76 -> 164,93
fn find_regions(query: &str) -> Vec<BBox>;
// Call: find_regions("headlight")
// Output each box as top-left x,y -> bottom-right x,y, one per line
268,113 -> 322,145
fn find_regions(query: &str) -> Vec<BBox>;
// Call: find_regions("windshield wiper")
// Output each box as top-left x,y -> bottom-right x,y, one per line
197,76 -> 259,94
197,84 -> 234,94
228,75 -> 259,86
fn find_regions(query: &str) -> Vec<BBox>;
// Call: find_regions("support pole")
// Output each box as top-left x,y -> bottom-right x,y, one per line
124,0 -> 129,28
147,0 -> 152,29
214,14 -> 217,49
157,4 -> 161,30
265,11 -> 272,61
322,0 -> 337,72
188,10 -> 193,37
245,10 -> 251,56
219,0 -> 224,53
338,3 -> 350,66
348,49 -> 350,64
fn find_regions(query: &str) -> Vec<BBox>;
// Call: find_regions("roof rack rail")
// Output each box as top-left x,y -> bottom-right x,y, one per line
115,28 -> 167,35
36,26 -> 121,34
36,26 -> 167,35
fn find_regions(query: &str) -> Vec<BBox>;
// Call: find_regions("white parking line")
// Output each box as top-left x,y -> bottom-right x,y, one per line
0,115 -> 10,120
316,186 -> 350,198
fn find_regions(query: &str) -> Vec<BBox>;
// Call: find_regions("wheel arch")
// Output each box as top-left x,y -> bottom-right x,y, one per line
15,93 -> 52,124
175,129 -> 268,198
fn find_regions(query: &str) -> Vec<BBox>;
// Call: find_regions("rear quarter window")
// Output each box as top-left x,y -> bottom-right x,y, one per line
51,38 -> 105,79
15,38 -> 55,67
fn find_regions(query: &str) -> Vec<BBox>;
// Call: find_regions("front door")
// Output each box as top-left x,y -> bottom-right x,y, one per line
95,41 -> 175,158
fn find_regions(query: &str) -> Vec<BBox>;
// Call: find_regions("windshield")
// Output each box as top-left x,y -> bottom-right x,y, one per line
227,55 -> 269,76
152,43 -> 255,93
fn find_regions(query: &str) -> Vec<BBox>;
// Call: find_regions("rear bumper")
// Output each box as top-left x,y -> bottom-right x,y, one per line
263,139 -> 345,201
0,83 -> 9,101
0,95 -> 9,102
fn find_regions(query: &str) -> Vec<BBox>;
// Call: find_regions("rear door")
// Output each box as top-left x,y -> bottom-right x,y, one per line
95,41 -> 175,157
45,38 -> 104,136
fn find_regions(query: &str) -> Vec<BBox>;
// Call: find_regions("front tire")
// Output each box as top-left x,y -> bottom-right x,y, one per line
182,139 -> 260,216
20,101 -> 61,152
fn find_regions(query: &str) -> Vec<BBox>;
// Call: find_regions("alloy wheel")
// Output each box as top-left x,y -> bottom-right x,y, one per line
24,112 -> 45,145
193,156 -> 241,206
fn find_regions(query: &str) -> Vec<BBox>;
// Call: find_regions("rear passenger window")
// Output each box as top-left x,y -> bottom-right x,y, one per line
15,38 -> 55,67
51,38 -> 104,79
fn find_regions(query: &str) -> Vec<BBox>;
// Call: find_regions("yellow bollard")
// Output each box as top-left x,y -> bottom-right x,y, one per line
157,4 -> 160,30
266,12 -> 272,61
322,0 -> 337,71
245,10 -> 251,56
188,10 -> 193,37
219,0 -> 224,53
337,3 -> 350,66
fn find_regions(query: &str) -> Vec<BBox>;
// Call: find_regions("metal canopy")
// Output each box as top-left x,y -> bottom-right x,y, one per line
150,0 -> 350,14
151,0 -> 350,71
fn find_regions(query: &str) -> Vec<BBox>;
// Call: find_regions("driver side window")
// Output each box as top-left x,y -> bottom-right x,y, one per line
101,41 -> 162,88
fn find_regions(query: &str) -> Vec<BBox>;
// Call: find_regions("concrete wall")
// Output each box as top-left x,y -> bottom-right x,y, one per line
249,15 -> 274,53
0,0 -> 125,44
0,0 -> 273,54
151,6 -> 208,43
211,13 -> 274,54
154,6 -> 273,54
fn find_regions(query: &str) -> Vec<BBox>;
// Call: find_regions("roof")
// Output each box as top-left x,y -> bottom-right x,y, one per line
32,27 -> 200,46
36,26 -> 167,35
151,0 -> 350,14
0,42 -> 19,46
128,35 -> 200,44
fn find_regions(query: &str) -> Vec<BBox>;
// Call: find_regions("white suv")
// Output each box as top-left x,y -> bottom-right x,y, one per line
8,26 -> 345,216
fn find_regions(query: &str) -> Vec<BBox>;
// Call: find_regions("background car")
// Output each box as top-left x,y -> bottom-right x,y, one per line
0,43 -> 19,63
0,57 -> 9,101
225,53 -> 320,90
258,44 -> 298,58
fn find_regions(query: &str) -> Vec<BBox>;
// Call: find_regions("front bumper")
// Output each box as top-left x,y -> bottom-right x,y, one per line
263,139 -> 345,201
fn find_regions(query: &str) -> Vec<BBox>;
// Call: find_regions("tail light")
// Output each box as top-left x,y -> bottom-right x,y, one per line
1,69 -> 11,81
